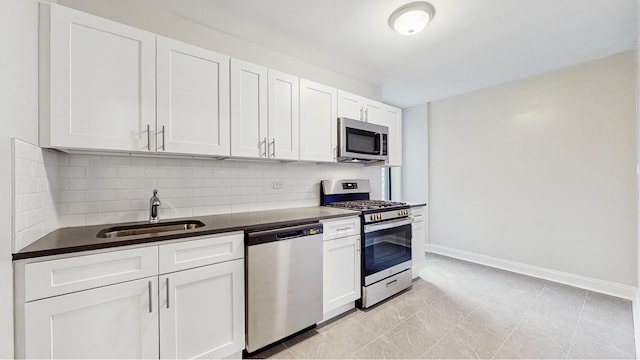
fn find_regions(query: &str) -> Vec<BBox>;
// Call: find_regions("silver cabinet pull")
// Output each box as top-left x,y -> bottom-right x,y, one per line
386,279 -> 398,287
359,107 -> 363,121
146,124 -> 151,151
333,147 -> 337,161
166,277 -> 170,309
336,227 -> 351,231
148,281 -> 152,313
270,138 -> 275,158
261,137 -> 267,157
161,125 -> 166,151
365,108 -> 369,122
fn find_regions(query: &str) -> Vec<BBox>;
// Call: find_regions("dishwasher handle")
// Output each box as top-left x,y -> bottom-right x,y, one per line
246,223 -> 324,246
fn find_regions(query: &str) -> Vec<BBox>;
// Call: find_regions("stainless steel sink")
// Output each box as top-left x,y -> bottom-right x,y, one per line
97,220 -> 205,238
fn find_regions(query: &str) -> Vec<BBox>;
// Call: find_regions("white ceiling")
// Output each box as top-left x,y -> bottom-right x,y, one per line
150,0 -> 636,108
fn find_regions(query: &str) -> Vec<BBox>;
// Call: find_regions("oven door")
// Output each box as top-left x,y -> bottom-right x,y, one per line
362,218 -> 412,286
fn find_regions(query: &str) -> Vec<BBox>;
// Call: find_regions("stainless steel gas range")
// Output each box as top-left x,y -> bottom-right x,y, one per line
321,179 -> 412,308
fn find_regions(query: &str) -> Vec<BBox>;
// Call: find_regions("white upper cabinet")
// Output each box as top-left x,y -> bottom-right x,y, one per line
337,90 -> 382,123
40,3 -> 156,152
157,36 -> 230,156
267,69 -> 300,160
378,105 -> 403,167
230,58 -> 268,158
299,79 -> 337,162
230,61 -> 300,160
337,90 -> 363,120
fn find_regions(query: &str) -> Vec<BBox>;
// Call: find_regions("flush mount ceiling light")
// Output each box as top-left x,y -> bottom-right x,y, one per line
389,2 -> 436,36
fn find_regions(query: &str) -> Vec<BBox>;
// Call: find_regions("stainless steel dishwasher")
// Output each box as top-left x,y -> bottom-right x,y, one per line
245,222 -> 323,353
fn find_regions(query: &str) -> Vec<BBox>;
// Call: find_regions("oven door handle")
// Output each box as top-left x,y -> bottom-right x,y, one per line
364,218 -> 412,233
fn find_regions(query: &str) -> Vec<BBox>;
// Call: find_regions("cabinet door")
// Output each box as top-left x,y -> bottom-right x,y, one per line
230,58 -> 268,158
337,90 -> 364,120
25,278 -> 159,359
44,4 -> 156,152
411,208 -> 426,278
268,69 -> 300,160
379,105 -> 403,166
363,102 -> 383,124
299,79 -> 337,162
323,235 -> 361,314
160,259 -> 244,359
157,36 -> 231,156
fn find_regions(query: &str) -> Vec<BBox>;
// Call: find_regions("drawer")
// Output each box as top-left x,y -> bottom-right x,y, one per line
321,216 -> 360,241
24,246 -> 158,302
411,206 -> 425,222
159,232 -> 243,274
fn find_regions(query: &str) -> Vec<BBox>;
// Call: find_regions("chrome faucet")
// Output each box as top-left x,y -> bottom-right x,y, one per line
149,189 -> 161,223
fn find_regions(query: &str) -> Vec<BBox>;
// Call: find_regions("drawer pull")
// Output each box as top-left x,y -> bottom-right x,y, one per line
146,124 -> 151,151
336,227 -> 352,232
148,281 -> 152,313
386,279 -> 397,288
166,278 -> 170,309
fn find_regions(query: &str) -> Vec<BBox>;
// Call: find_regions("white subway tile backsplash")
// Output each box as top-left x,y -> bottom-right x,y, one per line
12,139 -> 383,252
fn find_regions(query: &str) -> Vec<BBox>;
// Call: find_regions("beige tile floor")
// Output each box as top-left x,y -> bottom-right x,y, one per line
248,253 -> 636,359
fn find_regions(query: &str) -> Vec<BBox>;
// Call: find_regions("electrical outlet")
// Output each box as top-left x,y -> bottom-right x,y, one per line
272,180 -> 284,189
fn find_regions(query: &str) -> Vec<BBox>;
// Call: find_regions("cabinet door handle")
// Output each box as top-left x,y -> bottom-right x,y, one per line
147,281 -> 152,313
336,227 -> 351,231
356,238 -> 360,252
146,124 -> 151,151
365,108 -> 369,122
270,138 -> 275,158
359,107 -> 363,121
161,125 -> 166,151
261,137 -> 267,157
333,147 -> 337,161
166,277 -> 170,309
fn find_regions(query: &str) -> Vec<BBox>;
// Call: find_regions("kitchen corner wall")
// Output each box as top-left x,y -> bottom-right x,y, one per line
429,51 -> 637,289
12,139 -> 382,251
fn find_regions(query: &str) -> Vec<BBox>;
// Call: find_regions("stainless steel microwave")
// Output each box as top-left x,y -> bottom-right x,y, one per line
337,117 -> 388,163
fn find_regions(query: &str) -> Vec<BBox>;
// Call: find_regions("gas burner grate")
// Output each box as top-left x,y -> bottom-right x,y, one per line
327,200 -> 407,210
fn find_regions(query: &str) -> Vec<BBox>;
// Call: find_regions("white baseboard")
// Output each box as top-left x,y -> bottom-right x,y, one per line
429,244 -> 637,300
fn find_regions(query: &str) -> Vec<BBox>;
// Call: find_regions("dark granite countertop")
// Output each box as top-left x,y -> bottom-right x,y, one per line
13,206 -> 360,260
408,202 -> 427,208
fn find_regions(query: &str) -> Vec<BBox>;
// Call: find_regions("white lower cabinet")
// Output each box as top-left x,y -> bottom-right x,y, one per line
17,232 -> 245,359
25,277 -> 160,359
160,259 -> 244,359
411,206 -> 426,278
321,217 -> 361,321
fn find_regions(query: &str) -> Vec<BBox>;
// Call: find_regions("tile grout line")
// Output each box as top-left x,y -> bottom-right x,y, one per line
490,281 -> 549,359
565,291 -> 589,360
417,297 -> 485,359
344,311 -> 417,359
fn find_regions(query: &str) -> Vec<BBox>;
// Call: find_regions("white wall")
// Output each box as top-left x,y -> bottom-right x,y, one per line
55,0 -> 380,100
429,52 -> 637,288
401,103 -> 429,204
1,0 -> 39,357
635,0 -> 640,354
